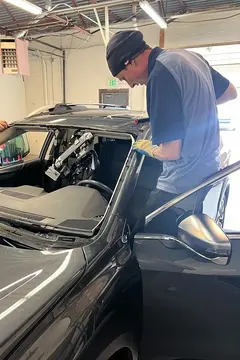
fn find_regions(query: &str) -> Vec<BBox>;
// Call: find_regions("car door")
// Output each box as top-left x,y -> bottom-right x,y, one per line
0,130 -> 49,187
134,162 -> 240,360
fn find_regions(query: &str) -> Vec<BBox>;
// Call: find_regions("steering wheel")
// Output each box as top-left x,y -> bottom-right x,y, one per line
77,179 -> 113,197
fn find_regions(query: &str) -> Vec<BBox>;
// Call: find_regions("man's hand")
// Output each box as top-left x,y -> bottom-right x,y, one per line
133,140 -> 157,158
133,139 -> 182,161
0,121 -> 8,131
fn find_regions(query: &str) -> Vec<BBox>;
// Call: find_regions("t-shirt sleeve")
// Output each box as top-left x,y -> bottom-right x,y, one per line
147,63 -> 185,146
196,53 -> 229,99
210,67 -> 230,99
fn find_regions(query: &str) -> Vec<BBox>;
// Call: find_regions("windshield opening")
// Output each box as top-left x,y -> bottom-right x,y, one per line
0,126 -> 133,247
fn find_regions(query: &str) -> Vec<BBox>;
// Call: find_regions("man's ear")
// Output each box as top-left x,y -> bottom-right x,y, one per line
128,59 -> 137,68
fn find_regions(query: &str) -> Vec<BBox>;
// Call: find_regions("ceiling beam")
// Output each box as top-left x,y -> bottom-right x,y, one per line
89,0 -> 122,23
71,0 -> 88,29
158,0 -> 166,18
0,17 -> 51,28
46,13 -> 90,35
176,0 -> 187,13
44,0 -> 137,16
6,1 -> 91,37
0,26 -> 6,34
1,1 -> 20,26
7,21 -> 61,31
169,7 -> 233,19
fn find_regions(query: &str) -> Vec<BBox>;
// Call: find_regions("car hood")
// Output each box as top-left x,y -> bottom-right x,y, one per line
0,245 -> 86,357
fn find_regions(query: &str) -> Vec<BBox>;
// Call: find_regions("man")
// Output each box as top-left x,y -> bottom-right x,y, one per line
106,30 -> 237,221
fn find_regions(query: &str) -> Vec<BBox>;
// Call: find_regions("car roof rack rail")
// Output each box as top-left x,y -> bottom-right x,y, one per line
26,103 -> 130,117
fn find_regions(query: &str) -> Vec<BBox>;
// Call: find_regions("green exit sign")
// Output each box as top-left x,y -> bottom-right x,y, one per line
108,79 -> 117,87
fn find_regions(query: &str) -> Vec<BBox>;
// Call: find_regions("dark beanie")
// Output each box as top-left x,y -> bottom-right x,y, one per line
106,30 -> 148,76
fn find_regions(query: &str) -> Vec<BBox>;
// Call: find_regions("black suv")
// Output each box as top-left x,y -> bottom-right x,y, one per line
0,104 -> 237,360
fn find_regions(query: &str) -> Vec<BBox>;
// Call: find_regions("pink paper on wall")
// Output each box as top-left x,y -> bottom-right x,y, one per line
0,48 -> 3,75
16,38 -> 30,76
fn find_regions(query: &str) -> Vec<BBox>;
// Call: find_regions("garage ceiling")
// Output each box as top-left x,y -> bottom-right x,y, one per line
0,0 -> 240,37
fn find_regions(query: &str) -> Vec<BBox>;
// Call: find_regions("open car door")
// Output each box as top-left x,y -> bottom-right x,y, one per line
133,164 -> 240,360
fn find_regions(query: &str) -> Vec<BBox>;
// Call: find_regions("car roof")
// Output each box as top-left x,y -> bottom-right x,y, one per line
12,104 -> 150,137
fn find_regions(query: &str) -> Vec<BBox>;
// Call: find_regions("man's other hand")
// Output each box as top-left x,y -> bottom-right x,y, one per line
0,121 -> 8,131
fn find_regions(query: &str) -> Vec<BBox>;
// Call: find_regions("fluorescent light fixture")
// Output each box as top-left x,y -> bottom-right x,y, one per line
3,0 -> 42,15
139,1 -> 167,29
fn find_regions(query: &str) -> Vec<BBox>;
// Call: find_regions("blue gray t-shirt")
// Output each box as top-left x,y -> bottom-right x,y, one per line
147,47 -> 230,194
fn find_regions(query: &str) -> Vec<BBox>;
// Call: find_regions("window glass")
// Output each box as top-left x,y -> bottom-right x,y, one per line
0,131 -> 48,166
25,131 -> 48,160
221,167 -> 240,232
218,110 -> 240,231
178,166 -> 239,233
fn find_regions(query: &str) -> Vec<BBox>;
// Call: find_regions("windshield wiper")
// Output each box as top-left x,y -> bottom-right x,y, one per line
0,220 -> 83,250
0,222 -> 42,250
0,211 -> 91,237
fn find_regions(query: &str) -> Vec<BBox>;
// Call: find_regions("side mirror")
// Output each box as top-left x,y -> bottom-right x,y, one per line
178,213 -> 231,265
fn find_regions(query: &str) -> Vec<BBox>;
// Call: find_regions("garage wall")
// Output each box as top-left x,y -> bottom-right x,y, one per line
23,26 -> 158,112
65,46 -> 145,110
19,46 -> 62,154
22,25 -> 160,112
64,24 -> 160,110
24,54 -> 63,115
0,74 -> 26,123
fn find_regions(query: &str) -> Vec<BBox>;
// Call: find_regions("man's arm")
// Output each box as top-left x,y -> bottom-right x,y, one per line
152,139 -> 182,161
211,66 -> 237,104
216,81 -> 237,105
146,63 -> 185,161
